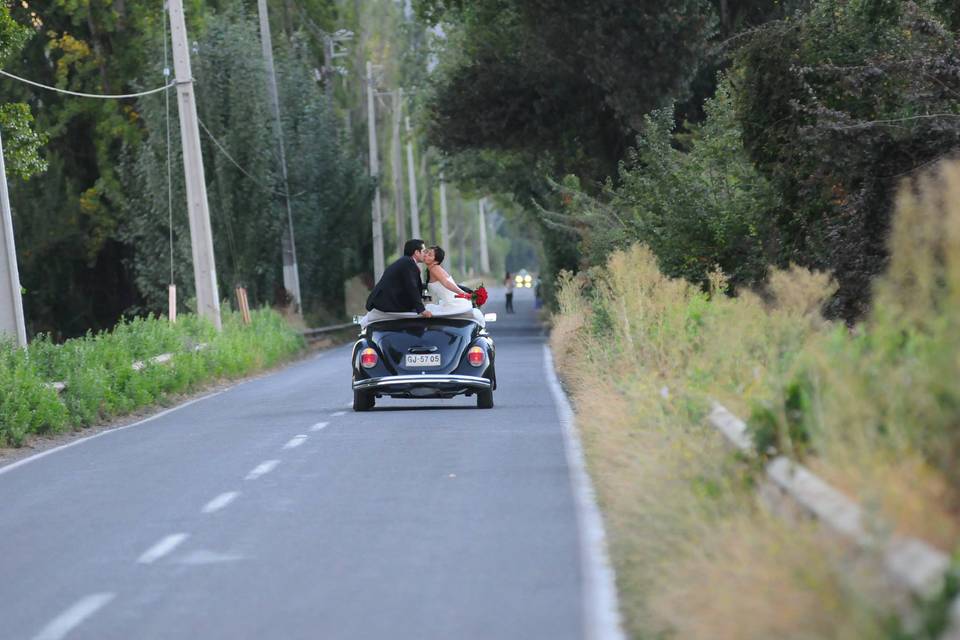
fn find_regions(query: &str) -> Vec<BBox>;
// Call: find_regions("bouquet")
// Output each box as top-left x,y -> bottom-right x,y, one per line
456,285 -> 488,308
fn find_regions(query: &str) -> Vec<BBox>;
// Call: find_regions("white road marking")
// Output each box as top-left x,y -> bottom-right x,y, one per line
345,401 -> 354,408
544,344 -> 625,640
0,391 -> 223,477
245,459 -> 280,480
137,533 -> 189,564
33,593 -> 115,640
202,491 -> 240,514
283,435 -> 308,449
331,411 -> 346,417
310,421 -> 329,432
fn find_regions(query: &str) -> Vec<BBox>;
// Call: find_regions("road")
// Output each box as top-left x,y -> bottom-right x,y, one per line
0,286 -> 612,640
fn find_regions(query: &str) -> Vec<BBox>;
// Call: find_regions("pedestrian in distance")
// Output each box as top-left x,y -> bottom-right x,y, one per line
504,271 -> 515,313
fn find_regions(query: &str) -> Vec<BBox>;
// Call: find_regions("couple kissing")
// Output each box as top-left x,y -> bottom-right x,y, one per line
365,239 -> 473,318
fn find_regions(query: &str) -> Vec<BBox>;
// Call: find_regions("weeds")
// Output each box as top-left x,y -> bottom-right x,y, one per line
0,309 -> 305,447
551,160 -> 960,637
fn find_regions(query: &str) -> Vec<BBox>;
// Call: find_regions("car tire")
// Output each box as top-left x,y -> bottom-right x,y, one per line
476,388 -> 494,409
353,389 -> 375,412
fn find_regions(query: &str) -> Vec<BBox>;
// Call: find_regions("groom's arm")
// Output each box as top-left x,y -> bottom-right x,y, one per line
404,263 -> 426,314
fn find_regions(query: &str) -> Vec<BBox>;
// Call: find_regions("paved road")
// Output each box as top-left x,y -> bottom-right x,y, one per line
0,286 -> 593,639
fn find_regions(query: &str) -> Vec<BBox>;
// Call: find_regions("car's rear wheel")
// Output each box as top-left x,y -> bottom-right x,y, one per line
476,388 -> 494,409
353,388 -> 375,411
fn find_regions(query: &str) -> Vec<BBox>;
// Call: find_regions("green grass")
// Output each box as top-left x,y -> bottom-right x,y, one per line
0,309 -> 305,447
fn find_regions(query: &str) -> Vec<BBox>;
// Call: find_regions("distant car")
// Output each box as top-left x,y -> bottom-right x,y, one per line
515,269 -> 535,288
351,314 -> 497,411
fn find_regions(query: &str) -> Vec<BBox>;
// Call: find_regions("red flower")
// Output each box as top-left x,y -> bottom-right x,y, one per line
456,284 -> 488,308
474,286 -> 488,307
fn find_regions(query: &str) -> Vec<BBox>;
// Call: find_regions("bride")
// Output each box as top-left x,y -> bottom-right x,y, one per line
423,246 -> 473,316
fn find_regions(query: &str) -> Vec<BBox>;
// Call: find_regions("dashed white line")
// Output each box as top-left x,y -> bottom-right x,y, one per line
137,533 -> 189,564
331,411 -> 346,417
33,593 -> 115,640
283,435 -> 308,449
310,421 -> 329,432
245,459 -> 280,480
202,491 -> 240,514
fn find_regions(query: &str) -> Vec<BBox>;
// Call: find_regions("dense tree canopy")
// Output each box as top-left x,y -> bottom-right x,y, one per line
736,0 -> 960,317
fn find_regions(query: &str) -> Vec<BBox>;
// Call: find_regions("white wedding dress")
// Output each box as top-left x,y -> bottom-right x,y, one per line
425,280 -> 473,316
358,273 -> 485,330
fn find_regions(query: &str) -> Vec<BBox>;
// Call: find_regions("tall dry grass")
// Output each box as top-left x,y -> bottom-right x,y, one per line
552,160 -> 960,638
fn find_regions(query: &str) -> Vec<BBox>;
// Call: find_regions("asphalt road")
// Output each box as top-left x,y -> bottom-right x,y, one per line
0,286 -> 601,640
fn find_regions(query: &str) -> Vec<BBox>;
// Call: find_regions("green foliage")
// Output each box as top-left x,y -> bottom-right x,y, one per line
0,341 -> 68,446
0,102 -> 47,180
121,5 -> 370,318
0,309 -> 304,447
546,77 -> 778,290
734,0 -> 960,318
0,7 -> 46,180
422,0 -> 718,186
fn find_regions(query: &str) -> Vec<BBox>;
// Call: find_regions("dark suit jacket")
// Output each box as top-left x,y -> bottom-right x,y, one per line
365,257 -> 425,313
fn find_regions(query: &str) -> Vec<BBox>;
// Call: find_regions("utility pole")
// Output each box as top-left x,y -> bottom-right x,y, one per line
478,197 -> 490,274
366,61 -> 385,280
257,0 -> 302,314
422,151 -> 436,243
168,0 -> 221,330
323,35 -> 335,101
405,115 -> 421,238
458,199 -> 468,276
0,129 -> 26,347
439,170 -> 450,257
390,89 -> 405,254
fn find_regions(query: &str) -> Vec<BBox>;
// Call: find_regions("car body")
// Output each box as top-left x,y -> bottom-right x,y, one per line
351,316 -> 496,411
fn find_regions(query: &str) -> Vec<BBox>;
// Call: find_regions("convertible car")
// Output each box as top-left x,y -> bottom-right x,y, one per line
351,311 -> 496,411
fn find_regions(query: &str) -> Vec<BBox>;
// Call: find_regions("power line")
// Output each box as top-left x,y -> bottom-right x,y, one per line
196,117 -> 305,199
0,68 -> 173,99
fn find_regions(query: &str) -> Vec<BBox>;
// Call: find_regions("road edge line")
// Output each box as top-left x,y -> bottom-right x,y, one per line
0,390 -> 223,477
543,344 -> 625,640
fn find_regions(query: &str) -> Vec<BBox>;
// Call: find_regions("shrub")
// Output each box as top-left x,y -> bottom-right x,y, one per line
0,309 -> 305,447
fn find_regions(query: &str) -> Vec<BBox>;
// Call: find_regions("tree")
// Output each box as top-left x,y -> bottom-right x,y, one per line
735,0 -> 960,318
0,7 -> 47,179
121,5 -> 370,320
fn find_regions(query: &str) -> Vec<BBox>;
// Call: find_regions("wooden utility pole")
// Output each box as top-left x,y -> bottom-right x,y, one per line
390,89 -> 405,254
439,170 -> 450,257
405,115 -> 421,238
366,61 -> 385,280
168,0 -> 222,330
257,0 -> 302,313
458,199 -> 468,276
422,151 -> 436,243
0,129 -> 26,347
478,197 -> 490,274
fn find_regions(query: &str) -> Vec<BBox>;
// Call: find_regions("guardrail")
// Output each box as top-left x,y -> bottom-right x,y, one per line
39,320 -> 361,393
707,402 -> 960,638
300,321 -> 357,340
43,344 -> 208,394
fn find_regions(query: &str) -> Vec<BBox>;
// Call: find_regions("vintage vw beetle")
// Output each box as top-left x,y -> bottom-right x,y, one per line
351,311 -> 496,411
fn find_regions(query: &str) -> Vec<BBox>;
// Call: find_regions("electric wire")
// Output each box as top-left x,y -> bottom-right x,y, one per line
196,117 -> 305,199
0,68 -> 173,99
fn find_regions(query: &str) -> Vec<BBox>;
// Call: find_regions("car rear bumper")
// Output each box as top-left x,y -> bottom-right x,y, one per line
353,374 -> 491,398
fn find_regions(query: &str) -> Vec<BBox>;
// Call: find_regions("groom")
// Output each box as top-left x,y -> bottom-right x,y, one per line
365,238 -> 433,318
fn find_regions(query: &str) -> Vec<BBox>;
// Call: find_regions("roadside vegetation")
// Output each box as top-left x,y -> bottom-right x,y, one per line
551,161 -> 960,638
0,309 -> 304,448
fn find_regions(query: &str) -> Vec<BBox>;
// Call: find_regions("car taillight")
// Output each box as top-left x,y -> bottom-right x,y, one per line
360,348 -> 378,369
467,346 -> 485,367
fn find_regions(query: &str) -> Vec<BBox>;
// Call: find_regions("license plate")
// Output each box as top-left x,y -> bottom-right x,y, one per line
405,353 -> 441,367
